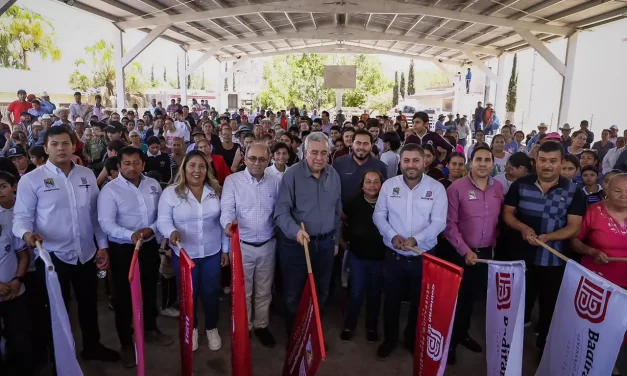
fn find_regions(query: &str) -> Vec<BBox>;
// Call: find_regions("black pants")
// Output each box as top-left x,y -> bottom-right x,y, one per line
109,239 -> 160,347
35,253 -> 101,352
161,275 -> 177,309
382,249 -> 425,347
450,247 -> 491,348
0,294 -> 34,375
23,270 -> 50,367
532,264 -> 565,350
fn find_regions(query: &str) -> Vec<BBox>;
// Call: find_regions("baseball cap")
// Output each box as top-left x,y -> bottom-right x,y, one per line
41,91 -> 49,97
545,132 -> 561,140
7,145 -> 27,159
241,114 -> 248,119
27,94 -> 36,102
191,129 -> 204,137
611,125 -> 619,130
17,89 -> 26,95
20,111 -> 31,117
40,114 -> 51,120
75,117 -> 84,123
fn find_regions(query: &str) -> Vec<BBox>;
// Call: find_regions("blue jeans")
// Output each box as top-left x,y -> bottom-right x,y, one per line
458,138 -> 467,148
278,232 -> 335,335
383,249 -> 425,346
172,252 -> 222,330
344,251 -> 383,331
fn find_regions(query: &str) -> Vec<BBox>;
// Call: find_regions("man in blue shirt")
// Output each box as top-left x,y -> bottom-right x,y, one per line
39,91 -> 56,115
434,114 -> 447,134
465,68 -> 472,94
473,102 -> 483,133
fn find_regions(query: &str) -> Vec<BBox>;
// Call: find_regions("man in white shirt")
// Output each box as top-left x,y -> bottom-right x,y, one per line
175,109 -> 192,144
69,92 -> 92,122
602,137 -> 626,173
221,143 -> 281,348
97,146 -> 172,367
12,126 -> 119,363
372,143 -> 447,360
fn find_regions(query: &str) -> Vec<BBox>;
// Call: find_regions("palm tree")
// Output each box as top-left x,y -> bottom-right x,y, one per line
0,6 -> 61,69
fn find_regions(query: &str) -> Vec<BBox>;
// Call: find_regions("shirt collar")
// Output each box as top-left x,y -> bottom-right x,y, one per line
466,173 -> 494,191
117,173 -> 145,187
401,174 -> 427,191
147,150 -> 161,157
44,160 -> 75,175
302,159 -> 327,178
244,168 -> 265,183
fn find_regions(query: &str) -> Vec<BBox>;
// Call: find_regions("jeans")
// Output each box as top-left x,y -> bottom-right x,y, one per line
450,247 -> 490,348
459,138 -> 467,148
344,251 -> 383,331
383,248 -> 425,346
279,232 -> 335,335
466,79 -> 471,93
172,251 -> 222,330
109,239 -> 160,347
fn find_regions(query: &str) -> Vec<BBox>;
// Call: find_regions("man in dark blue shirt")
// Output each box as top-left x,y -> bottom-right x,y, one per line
465,68 -> 472,94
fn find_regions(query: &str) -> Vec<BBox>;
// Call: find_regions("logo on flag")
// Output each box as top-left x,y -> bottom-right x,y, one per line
496,272 -> 512,310
574,276 -> 612,324
426,327 -> 443,361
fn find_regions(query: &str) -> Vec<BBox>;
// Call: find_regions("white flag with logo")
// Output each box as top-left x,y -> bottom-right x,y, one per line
536,260 -> 627,376
38,247 -> 84,376
486,261 -> 525,376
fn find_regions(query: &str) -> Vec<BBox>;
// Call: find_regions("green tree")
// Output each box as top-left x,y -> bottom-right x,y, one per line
392,71 -> 399,106
163,65 -> 167,82
150,64 -> 156,88
0,6 -> 61,70
407,60 -> 415,96
342,54 -> 393,108
400,72 -> 406,99
506,53 -> 518,113
186,54 -> 191,89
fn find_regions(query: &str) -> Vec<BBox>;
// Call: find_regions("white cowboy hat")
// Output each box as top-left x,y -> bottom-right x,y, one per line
558,123 -> 572,131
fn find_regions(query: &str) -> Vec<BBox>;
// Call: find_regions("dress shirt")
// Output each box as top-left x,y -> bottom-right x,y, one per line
380,150 -> 399,179
444,175 -> 504,256
27,108 -> 45,119
373,174 -> 447,256
333,154 -> 388,207
69,102 -> 89,121
174,121 -> 191,142
91,104 -> 105,120
40,100 -> 55,115
97,174 -> 162,244
13,160 -> 108,264
274,160 -> 342,245
157,185 -> 229,259
603,146 -> 625,173
0,206 -> 27,301
220,169 -> 280,243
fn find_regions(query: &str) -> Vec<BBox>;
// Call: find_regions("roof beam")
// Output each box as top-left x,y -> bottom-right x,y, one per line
571,6 -> 627,28
115,0 -> 574,35
121,24 -> 169,67
516,29 -> 565,76
187,26 -> 501,55
418,0 -> 477,55
463,50 -> 497,81
0,0 -> 17,17
184,47 -> 220,76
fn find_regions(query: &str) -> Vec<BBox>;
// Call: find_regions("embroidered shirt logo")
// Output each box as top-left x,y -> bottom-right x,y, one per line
44,178 -> 55,189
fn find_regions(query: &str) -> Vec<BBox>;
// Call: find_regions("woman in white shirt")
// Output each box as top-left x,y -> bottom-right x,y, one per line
265,142 -> 289,178
490,134 -> 511,176
164,118 -> 185,151
157,150 -> 230,353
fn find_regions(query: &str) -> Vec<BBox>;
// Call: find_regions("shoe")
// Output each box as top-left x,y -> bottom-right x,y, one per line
192,328 -> 199,352
81,343 -> 120,362
447,348 -> 456,365
254,327 -> 276,348
367,330 -> 378,343
376,341 -> 395,360
460,335 -> 482,353
145,329 -> 173,346
207,329 -> 222,351
340,329 -> 352,343
120,346 -> 136,368
161,307 -> 180,318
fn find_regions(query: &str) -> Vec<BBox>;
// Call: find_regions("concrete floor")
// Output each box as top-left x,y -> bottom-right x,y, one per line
57,282 -> 626,376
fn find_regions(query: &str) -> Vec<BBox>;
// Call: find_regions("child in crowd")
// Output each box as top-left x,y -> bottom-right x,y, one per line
28,145 -> 47,167
159,240 -> 179,318
581,165 -> 604,206
494,152 -> 532,195
84,123 -> 107,168
574,149 -> 601,187
100,156 -> 119,188
561,154 -> 580,181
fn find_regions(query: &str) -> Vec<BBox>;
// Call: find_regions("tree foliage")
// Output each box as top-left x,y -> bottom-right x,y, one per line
407,60 -> 415,96
163,65 -> 167,82
260,53 -> 391,111
68,39 -> 148,107
414,70 -> 450,91
506,53 -> 518,113
392,71 -> 399,106
0,6 -> 61,70
400,72 -> 406,99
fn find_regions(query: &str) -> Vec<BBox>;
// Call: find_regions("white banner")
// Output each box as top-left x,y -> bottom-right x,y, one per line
486,261 -> 525,376
38,247 -> 84,376
536,260 -> 627,376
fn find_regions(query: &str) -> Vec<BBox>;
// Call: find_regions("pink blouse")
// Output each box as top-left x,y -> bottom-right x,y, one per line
578,202 -> 627,287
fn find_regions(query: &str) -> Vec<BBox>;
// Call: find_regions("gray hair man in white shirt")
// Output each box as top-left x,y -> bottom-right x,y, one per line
372,143 -> 447,360
97,146 -> 172,367
221,143 -> 280,348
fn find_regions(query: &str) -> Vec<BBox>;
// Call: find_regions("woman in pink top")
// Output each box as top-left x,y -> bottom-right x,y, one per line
572,173 -> 627,375
164,118 -> 183,151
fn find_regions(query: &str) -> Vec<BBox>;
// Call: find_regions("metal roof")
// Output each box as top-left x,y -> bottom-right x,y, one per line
60,0 -> 627,63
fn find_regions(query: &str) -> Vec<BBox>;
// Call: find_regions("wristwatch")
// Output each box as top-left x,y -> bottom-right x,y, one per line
11,275 -> 24,283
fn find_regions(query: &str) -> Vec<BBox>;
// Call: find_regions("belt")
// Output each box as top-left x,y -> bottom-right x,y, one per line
240,237 -> 275,248
387,247 -> 433,261
469,246 -> 492,253
308,231 -> 335,241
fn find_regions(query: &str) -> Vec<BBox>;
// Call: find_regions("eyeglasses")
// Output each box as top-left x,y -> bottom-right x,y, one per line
308,150 -> 329,158
246,156 -> 269,164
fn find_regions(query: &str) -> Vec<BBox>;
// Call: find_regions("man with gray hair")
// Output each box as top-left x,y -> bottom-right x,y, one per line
274,132 -> 342,336
221,143 -> 281,348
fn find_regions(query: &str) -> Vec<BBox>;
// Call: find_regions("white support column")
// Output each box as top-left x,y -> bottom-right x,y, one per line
185,48 -> 218,77
179,49 -> 188,105
494,54 -> 508,120
336,89 -> 343,112
558,31 -> 579,126
464,51 -> 498,82
121,25 -> 169,68
432,61 -> 457,82
516,29 -> 566,76
113,28 -> 126,112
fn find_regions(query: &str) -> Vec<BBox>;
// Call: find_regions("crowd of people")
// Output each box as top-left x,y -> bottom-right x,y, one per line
0,89 -> 626,376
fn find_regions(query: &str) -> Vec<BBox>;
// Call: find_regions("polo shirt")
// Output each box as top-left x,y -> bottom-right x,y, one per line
7,100 -> 31,123
504,174 -> 585,266
332,153 -> 388,207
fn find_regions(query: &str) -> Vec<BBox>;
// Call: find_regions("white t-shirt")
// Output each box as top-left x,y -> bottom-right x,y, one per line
265,164 -> 288,179
493,152 -> 511,175
380,150 -> 399,178
494,173 -> 514,195
174,120 -> 191,142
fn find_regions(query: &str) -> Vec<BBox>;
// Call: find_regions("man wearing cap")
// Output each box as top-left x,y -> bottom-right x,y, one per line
445,113 -> 457,131
69,92 -> 93,123
52,108 -> 71,128
185,129 -> 207,153
7,90 -> 32,127
27,100 -> 45,120
608,125 -> 619,145
558,123 -> 572,149
39,92 -> 56,115
481,103 -> 494,133
7,145 -> 35,175
579,120 -> 594,148
473,102 -> 484,133
239,114 -> 253,132
35,114 -> 53,146
527,123 -> 548,151
592,129 -> 615,167
434,114 -> 447,133
105,122 -> 125,143
335,109 -> 346,126
28,122 -> 43,147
